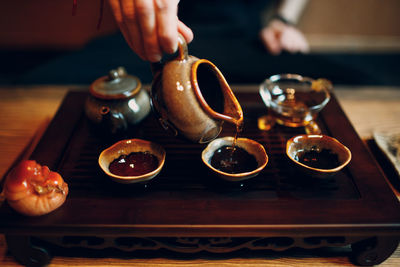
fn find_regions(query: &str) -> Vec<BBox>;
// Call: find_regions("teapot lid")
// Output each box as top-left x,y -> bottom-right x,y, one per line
90,66 -> 142,99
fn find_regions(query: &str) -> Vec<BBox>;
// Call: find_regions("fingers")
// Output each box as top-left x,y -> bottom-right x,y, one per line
135,0 -> 161,62
108,0 -> 188,62
280,25 -> 310,54
260,19 -> 309,55
108,0 -> 146,60
178,20 -> 194,43
155,0 -> 179,54
120,0 -> 148,60
259,26 -> 282,55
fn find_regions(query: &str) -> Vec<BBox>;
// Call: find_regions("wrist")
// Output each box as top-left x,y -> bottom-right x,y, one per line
270,14 -> 294,26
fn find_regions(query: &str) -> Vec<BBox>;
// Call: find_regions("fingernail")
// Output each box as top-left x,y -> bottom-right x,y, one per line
170,42 -> 178,54
149,54 -> 162,62
163,42 -> 177,54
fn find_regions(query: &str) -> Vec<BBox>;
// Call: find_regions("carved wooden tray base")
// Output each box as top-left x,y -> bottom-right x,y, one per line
5,235 -> 399,266
1,91 -> 400,266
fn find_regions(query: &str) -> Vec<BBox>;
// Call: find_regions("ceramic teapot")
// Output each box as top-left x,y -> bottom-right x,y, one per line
85,67 -> 151,134
150,36 -> 243,143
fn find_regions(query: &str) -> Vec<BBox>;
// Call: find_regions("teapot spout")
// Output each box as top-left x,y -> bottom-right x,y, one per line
191,59 -> 244,128
100,106 -> 128,135
221,82 -> 244,127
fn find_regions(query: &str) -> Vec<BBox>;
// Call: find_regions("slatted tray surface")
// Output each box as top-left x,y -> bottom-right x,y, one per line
1,91 -> 400,238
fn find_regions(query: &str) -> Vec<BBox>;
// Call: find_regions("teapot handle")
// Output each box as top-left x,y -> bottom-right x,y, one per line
175,33 -> 188,61
151,34 -> 188,74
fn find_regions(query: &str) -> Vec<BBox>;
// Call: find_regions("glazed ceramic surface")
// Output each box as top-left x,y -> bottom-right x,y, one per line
202,136 -> 268,182
98,139 -> 166,184
286,134 -> 352,179
151,36 -> 243,143
85,67 -> 151,134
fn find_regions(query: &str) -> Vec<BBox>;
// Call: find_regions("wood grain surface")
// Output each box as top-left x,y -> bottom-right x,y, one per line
0,85 -> 400,266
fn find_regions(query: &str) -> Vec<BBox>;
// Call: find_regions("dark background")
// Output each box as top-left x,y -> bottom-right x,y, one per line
1,0 -> 399,86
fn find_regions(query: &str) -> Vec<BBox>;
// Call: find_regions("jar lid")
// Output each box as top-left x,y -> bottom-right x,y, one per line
90,67 -> 142,100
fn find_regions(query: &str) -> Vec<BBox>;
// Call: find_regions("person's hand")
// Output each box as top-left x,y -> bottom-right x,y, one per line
107,0 -> 194,62
259,19 -> 309,55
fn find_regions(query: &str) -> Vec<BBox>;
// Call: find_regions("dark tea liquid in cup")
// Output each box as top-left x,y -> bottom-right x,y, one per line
295,148 -> 340,169
109,152 -> 159,176
210,145 -> 258,174
209,118 -> 255,174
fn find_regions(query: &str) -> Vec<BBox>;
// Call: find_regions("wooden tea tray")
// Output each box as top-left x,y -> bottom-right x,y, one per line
1,91 -> 400,266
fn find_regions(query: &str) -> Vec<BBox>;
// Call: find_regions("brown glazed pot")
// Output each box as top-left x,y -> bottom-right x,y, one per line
85,67 -> 151,135
151,36 -> 243,143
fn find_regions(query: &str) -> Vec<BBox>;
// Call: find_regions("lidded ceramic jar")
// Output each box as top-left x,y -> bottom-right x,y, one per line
85,67 -> 151,134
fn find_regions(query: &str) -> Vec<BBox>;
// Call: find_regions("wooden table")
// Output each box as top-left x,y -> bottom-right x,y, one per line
1,85 -> 400,266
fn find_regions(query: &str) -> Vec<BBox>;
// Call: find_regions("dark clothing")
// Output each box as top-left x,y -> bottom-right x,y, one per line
179,0 -> 271,39
4,1 -> 400,86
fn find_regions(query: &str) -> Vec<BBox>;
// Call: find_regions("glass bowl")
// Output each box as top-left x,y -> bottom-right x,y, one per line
259,74 -> 331,127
